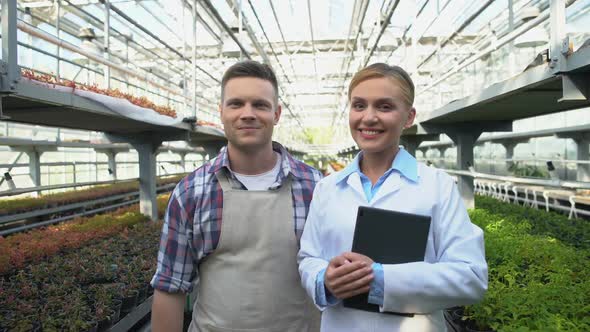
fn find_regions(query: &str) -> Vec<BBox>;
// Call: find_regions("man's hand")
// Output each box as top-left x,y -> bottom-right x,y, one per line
324,254 -> 374,299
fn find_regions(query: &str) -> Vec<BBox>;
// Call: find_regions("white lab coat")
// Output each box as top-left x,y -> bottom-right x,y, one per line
298,160 -> 488,332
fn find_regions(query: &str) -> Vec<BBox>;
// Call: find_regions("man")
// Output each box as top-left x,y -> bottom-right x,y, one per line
151,60 -> 323,332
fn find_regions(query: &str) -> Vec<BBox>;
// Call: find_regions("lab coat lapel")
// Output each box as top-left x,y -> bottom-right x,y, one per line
346,173 -> 368,203
370,171 -> 407,205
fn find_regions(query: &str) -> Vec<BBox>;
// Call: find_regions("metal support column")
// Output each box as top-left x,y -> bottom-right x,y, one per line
502,142 -> 517,168
417,147 -> 428,161
55,0 -> 61,80
125,35 -> 130,89
1,0 -> 20,92
402,139 -> 422,157
27,149 -> 42,196
507,0 -> 517,76
549,0 -> 567,71
107,151 -> 118,180
436,147 -> 448,167
192,0 -> 198,118
179,152 -> 187,172
133,142 -> 161,221
96,147 -> 128,180
448,132 -> 482,209
204,145 -> 222,160
182,4 -> 187,114
400,137 -> 419,157
497,138 -> 528,169
574,137 -> 590,182
103,0 -> 111,89
400,133 -> 440,158
199,152 -> 208,164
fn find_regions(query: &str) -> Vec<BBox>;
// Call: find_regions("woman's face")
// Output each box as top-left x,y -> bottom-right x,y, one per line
349,77 -> 416,154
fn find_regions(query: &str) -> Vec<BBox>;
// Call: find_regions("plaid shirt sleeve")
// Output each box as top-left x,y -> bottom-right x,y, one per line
150,181 -> 197,293
288,157 -> 324,243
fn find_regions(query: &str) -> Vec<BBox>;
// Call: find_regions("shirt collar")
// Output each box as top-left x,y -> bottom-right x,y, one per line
335,147 -> 418,184
208,141 -> 306,180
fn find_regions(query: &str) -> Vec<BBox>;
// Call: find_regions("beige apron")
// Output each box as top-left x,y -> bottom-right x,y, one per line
189,170 -> 320,332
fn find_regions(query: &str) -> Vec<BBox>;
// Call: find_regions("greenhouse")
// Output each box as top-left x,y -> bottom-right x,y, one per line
0,0 -> 589,331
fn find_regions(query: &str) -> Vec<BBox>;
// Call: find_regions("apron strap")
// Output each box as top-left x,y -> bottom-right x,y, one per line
215,168 -> 294,193
215,168 -> 233,192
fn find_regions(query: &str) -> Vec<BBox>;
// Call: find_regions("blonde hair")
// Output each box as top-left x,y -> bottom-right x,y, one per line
348,63 -> 415,106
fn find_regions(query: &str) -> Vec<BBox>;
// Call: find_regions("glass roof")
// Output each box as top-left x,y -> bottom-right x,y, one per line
11,0 -> 590,152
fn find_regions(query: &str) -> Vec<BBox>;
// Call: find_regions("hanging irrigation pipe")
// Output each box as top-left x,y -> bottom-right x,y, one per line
59,0 -> 187,78
329,0 -> 370,128
198,0 -> 305,130
421,0 -> 578,94
306,0 -> 319,84
444,169 -> 590,190
330,0 -> 395,127
107,0 -> 219,84
362,0 -> 401,68
200,0 -> 252,59
16,20 -> 181,96
415,0 -> 495,68
386,0 -> 454,64
245,0 -> 314,130
98,0 -> 184,64
268,0 -> 297,74
245,0 -> 307,129
15,5 -> 189,89
247,0 -> 291,83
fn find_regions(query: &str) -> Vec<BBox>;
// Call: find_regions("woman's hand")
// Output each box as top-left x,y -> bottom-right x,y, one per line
342,252 -> 374,267
324,253 -> 374,299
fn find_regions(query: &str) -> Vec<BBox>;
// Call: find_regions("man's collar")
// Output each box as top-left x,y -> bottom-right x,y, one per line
335,147 -> 418,184
208,141 -> 306,179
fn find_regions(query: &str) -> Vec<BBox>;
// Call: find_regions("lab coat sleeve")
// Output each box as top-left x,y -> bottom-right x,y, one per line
380,174 -> 488,314
315,268 -> 340,306
298,181 -> 332,310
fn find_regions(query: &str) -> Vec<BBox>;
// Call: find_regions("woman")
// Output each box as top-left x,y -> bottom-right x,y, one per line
298,63 -> 488,332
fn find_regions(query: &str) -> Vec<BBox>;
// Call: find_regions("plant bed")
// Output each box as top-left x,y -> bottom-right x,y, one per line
475,195 -> 590,249
0,199 -> 165,330
0,174 -> 184,217
0,191 -> 169,275
459,204 -> 590,331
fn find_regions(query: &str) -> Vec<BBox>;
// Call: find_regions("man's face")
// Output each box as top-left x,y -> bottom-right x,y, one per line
220,77 -> 281,152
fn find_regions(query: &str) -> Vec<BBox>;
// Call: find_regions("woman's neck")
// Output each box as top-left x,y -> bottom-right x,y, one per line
360,147 -> 398,185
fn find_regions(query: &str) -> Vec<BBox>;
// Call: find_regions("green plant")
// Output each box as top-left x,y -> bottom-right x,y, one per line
0,199 -> 164,328
0,174 -> 183,216
508,162 -> 549,178
462,204 -> 590,331
475,195 -> 590,249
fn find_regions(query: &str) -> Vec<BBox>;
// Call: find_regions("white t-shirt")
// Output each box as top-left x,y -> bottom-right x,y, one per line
233,152 -> 281,190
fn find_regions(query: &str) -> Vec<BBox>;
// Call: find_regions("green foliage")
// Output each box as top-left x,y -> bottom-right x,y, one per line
0,194 -> 169,275
475,195 -> 590,250
463,199 -> 590,331
0,174 -> 184,216
296,126 -> 336,145
507,162 -> 549,178
0,218 -> 162,330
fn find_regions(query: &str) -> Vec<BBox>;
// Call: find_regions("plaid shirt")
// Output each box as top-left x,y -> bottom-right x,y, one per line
151,142 -> 323,293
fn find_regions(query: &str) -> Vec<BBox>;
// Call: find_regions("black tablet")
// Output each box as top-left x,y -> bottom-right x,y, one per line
343,206 -> 431,315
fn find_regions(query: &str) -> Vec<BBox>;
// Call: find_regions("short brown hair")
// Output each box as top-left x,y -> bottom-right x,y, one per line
221,60 -> 279,103
348,63 -> 415,106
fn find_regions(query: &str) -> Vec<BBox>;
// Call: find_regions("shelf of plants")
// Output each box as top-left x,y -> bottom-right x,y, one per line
0,175 -> 185,237
0,193 -> 170,331
447,196 -> 590,332
20,69 -> 223,131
